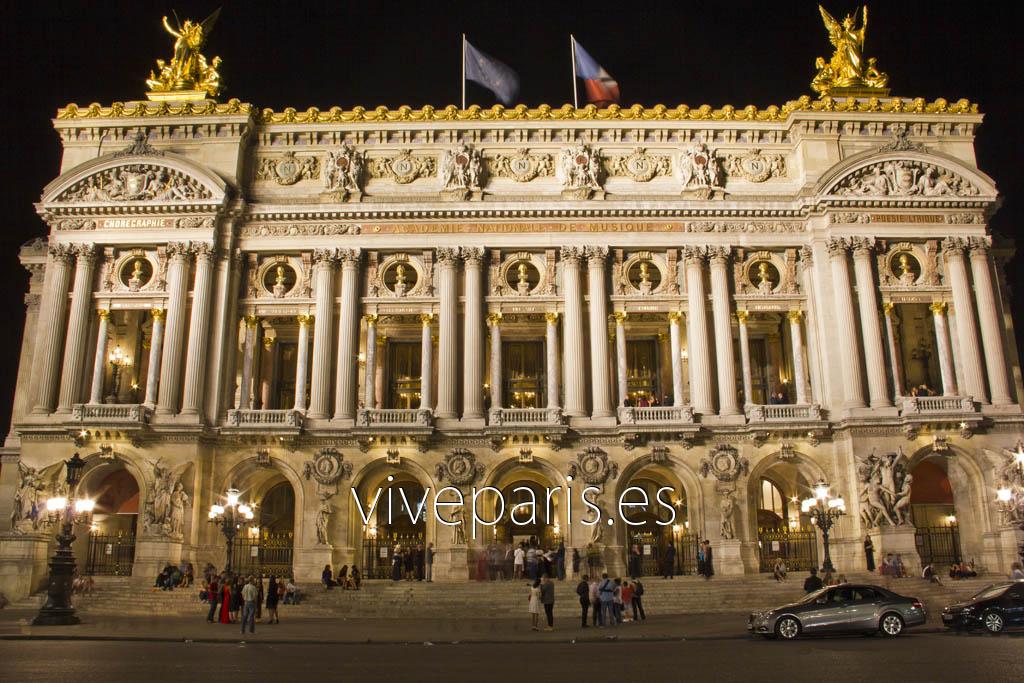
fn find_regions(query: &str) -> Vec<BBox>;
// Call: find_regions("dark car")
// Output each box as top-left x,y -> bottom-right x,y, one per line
748,583 -> 926,639
941,580 -> 1024,633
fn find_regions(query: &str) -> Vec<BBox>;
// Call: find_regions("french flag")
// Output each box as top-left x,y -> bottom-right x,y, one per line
572,37 -> 620,106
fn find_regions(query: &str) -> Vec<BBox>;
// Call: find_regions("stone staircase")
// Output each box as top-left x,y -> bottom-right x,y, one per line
5,573 -> 1001,620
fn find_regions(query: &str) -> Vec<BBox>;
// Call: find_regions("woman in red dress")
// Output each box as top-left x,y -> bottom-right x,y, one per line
219,577 -> 232,623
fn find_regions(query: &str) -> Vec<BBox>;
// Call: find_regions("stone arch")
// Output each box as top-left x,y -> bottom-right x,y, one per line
77,450 -> 151,513
745,450 -> 830,541
348,455 -> 438,547
813,148 -> 997,200
481,456 -> 570,546
615,453 -> 704,536
218,454 -> 306,546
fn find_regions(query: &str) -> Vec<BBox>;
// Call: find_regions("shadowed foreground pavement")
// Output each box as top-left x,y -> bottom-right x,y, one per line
2,634 -> 1022,683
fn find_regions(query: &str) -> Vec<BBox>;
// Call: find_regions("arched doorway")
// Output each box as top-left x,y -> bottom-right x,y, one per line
359,475 -> 428,579
909,457 -> 962,568
78,463 -> 140,576
219,460 -> 299,578
751,460 -> 820,572
619,473 -> 696,576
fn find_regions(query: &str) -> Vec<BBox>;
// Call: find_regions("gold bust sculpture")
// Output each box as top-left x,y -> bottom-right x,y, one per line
811,5 -> 888,96
274,265 -> 286,286
395,264 -> 408,286
146,10 -> 223,99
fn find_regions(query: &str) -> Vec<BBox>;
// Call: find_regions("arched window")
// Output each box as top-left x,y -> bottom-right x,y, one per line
759,478 -> 787,525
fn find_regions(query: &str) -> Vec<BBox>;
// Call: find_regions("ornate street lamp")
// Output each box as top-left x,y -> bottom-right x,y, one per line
33,453 -> 93,626
208,488 -> 255,573
801,479 -> 846,574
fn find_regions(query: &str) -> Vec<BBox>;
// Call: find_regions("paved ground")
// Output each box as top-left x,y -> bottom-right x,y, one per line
2,634 -> 1022,682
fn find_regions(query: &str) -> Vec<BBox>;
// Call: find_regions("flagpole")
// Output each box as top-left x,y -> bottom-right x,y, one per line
461,33 -> 467,110
570,34 -> 578,109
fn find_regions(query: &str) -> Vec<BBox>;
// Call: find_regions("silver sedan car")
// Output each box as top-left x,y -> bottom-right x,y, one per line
748,583 -> 926,639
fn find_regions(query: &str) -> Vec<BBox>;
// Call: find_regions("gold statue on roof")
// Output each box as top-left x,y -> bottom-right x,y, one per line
812,5 -> 888,97
146,9 -> 223,100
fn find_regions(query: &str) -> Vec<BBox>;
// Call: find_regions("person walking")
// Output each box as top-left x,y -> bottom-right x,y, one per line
621,580 -> 634,622
663,541 -> 676,579
576,574 -> 590,627
631,576 -> 646,621
864,536 -> 876,572
540,575 -> 556,631
240,577 -> 258,635
514,544 -> 525,580
219,576 -> 232,624
612,577 -> 624,623
597,573 -> 616,627
265,576 -> 280,624
528,578 -> 542,631
700,540 -> 714,580
205,573 -> 220,623
425,542 -> 434,582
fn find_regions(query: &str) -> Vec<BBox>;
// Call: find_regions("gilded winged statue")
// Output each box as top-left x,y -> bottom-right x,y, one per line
811,5 -> 888,96
146,9 -> 223,98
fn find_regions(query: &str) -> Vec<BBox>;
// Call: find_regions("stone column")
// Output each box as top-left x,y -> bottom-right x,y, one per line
614,312 -> 628,408
180,243 -> 216,417
560,248 -> 586,417
942,238 -> 987,402
668,312 -> 684,407
333,249 -> 361,420
882,303 -> 905,398
363,315 -> 378,409
144,309 -> 165,406
57,244 -> 98,412
827,238 -> 866,409
293,314 -> 312,411
930,302 -> 958,397
157,242 -> 192,415
788,310 -> 809,405
851,239 -> 891,407
968,239 -> 1013,405
586,246 -> 613,419
88,309 -> 110,404
462,248 -> 485,420
545,312 -> 561,410
31,245 -> 74,413
709,247 -> 739,415
420,313 -> 434,410
684,247 -> 713,415
436,248 -> 460,419
238,316 -> 260,410
488,312 -> 503,411
308,249 -> 338,419
737,311 -> 753,407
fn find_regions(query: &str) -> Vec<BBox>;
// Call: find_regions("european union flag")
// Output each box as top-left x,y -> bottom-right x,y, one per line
464,40 -> 520,106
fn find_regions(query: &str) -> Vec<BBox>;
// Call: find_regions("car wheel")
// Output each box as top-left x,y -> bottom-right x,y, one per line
879,612 -> 904,637
982,610 -> 1005,634
775,616 -> 801,640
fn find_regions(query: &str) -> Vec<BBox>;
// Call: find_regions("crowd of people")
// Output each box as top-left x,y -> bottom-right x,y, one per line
201,565 -> 297,633
321,564 -> 363,589
154,561 -> 194,590
523,572 -> 649,632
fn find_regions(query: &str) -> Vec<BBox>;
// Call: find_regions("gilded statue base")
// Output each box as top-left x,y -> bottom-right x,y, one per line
146,90 -> 213,103
825,85 -> 891,98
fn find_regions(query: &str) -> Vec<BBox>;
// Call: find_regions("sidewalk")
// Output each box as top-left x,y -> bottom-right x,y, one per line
0,607 -> 950,644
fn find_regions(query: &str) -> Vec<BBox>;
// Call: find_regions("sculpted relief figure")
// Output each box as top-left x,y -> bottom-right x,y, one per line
720,492 -> 737,540
678,142 -> 723,197
450,505 -> 467,545
315,497 -> 332,545
145,459 -> 187,538
11,463 -> 46,533
834,160 -> 979,198
169,483 -> 190,537
558,144 -> 602,198
323,143 -> 365,197
145,10 -> 223,97
438,143 -> 483,197
857,450 -> 912,528
811,5 -> 888,96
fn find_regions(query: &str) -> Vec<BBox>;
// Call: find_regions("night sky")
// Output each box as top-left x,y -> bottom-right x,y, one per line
0,0 -> 1021,427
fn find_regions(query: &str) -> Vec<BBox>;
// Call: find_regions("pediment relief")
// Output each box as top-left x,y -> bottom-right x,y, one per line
55,163 -> 215,204
820,150 -> 994,201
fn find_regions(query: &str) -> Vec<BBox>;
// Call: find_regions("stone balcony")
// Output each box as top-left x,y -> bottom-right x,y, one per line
618,405 -> 696,426
70,403 -> 152,431
899,395 -> 976,415
223,408 -> 304,434
488,407 -> 565,427
746,403 -> 823,423
354,408 -> 435,451
898,395 -> 981,436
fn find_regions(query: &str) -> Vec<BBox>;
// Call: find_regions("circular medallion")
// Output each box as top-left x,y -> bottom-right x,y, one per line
120,257 -> 153,291
263,262 -> 298,297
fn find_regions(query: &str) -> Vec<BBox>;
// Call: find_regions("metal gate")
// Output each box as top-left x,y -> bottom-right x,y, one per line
758,527 -> 819,572
85,532 -> 136,576
362,532 -> 425,579
626,531 -> 700,576
915,524 -> 962,567
232,531 -> 294,578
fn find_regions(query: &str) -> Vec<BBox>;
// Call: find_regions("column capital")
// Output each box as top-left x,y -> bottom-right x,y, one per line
559,246 -> 585,265
72,242 -> 98,264
420,312 -> 434,327
436,247 -> 462,265
244,314 -> 260,328
851,237 -> 876,258
882,302 -> 895,316
941,236 -> 969,256
48,243 -> 75,264
166,241 -> 194,261
787,309 -> 804,323
296,314 -> 314,326
545,311 -> 560,324
682,246 -> 707,265
929,301 -> 948,315
613,311 -> 628,324
339,248 -> 362,265
364,313 -> 378,327
735,310 -> 749,324
190,241 -> 217,262
667,311 -> 682,323
826,237 -> 851,258
487,311 -> 503,326
312,248 -> 340,266
707,245 -> 731,265
462,247 -> 485,267
967,236 -> 992,258
799,245 -> 814,267
151,307 -> 166,321
263,335 -> 276,350
585,245 -> 609,264
97,308 -> 110,320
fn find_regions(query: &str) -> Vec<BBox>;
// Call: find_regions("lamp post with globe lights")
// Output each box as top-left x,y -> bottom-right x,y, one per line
801,479 -> 846,575
33,453 -> 95,626
208,488 -> 256,573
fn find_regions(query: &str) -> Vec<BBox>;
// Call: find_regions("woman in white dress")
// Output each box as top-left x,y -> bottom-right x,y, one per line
528,578 -> 542,631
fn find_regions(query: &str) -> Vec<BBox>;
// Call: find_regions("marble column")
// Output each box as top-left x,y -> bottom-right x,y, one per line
968,239 -> 1013,405
293,314 -> 312,411
788,310 -> 809,405
88,309 -> 110,404
709,247 -> 739,415
614,312 -> 628,408
488,313 -> 503,411
827,239 -> 866,409
942,238 -> 987,402
851,239 -> 891,407
180,243 -> 216,417
545,312 -> 561,410
31,245 -> 74,413
420,313 -> 434,410
586,246 -> 613,418
363,315 -> 377,409
462,248 -> 485,420
333,249 -> 361,420
930,302 -> 958,397
436,248 -> 460,419
684,247 -> 713,415
144,309 -> 165,406
560,247 -> 586,417
57,244 -> 98,412
882,303 -> 905,398
668,312 -> 684,407
737,311 -> 753,407
238,315 -> 259,410
157,242 -> 192,415
308,249 -> 338,419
